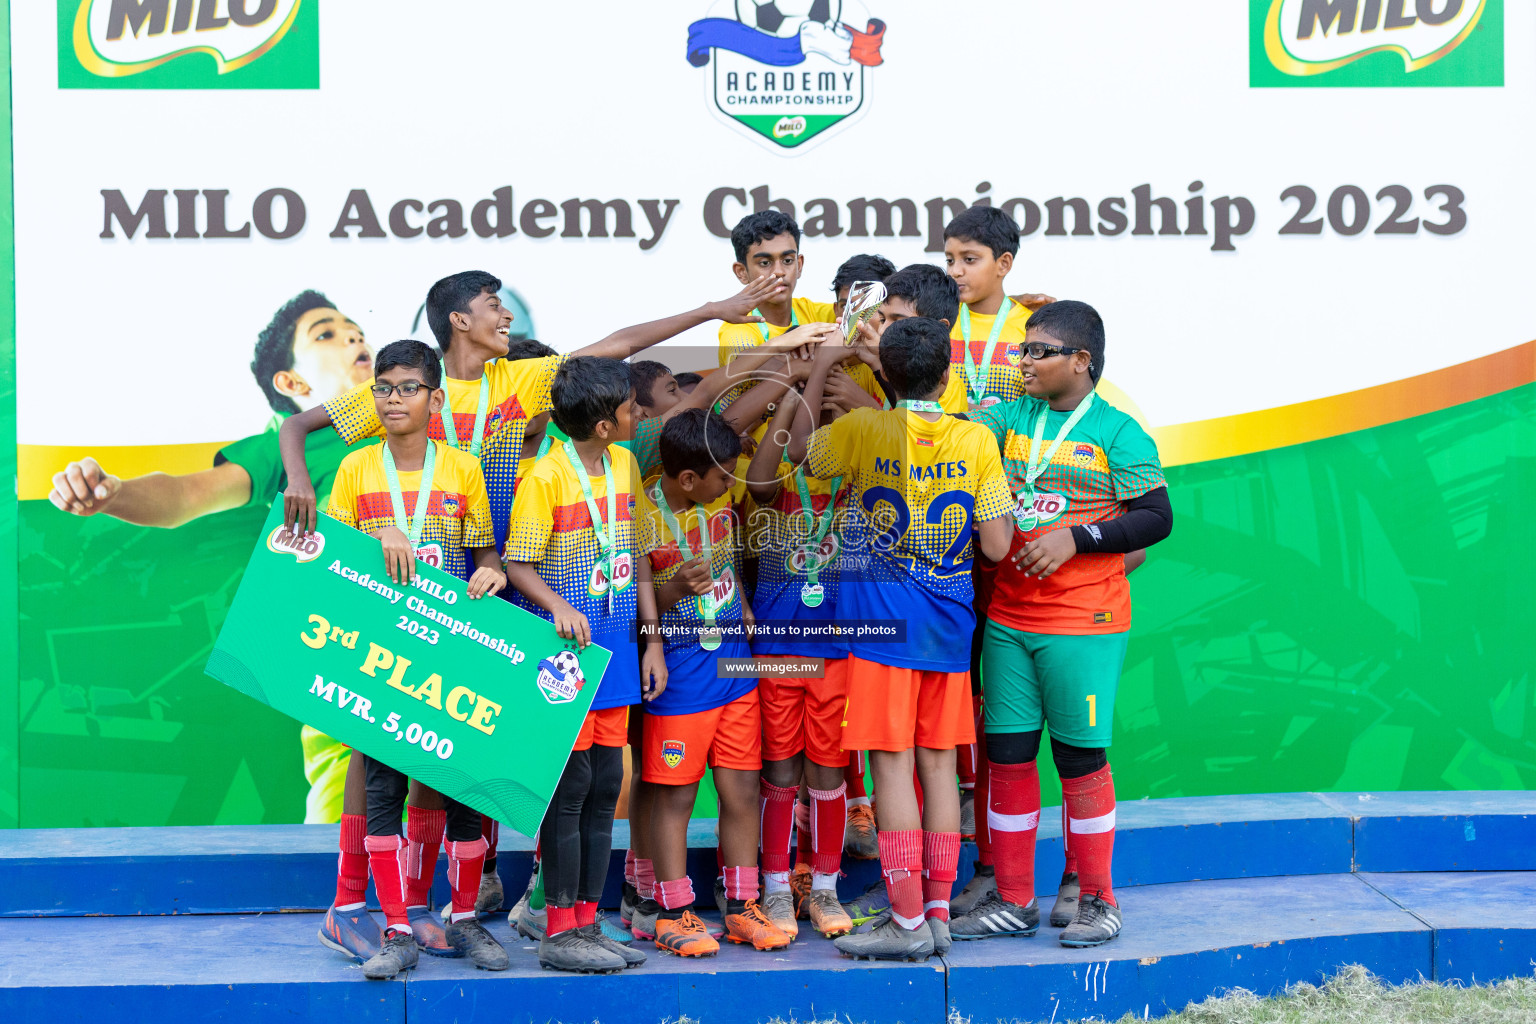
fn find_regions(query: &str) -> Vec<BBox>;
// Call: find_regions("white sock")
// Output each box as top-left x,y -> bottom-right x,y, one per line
849,796 -> 872,808
812,872 -> 839,892
764,871 -> 791,894
449,910 -> 475,923
386,923 -> 414,937
336,901 -> 366,913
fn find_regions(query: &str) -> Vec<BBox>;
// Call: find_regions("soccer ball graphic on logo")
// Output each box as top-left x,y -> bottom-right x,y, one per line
535,649 -> 586,704
735,0 -> 841,36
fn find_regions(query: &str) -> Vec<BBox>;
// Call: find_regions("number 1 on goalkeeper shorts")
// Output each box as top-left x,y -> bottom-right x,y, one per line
1086,694 -> 1096,728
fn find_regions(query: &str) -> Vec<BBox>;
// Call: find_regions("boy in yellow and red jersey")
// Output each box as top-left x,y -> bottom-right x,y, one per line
791,318 -> 1015,961
629,409 -> 792,958
716,215 -> 887,421
950,301 -> 1170,950
321,340 -> 510,980
504,356 -> 664,974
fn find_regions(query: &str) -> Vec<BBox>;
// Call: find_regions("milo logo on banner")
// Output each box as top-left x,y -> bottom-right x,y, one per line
1251,0 -> 1502,87
685,1 -> 887,149
58,0 -> 319,89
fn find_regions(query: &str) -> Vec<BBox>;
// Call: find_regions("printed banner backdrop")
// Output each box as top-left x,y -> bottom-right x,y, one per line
3,1 -> 1533,827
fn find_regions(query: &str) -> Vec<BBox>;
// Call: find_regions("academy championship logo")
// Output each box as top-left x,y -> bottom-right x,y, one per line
535,650 -> 586,705
59,0 -> 319,89
1250,0 -> 1502,87
685,1 -> 887,150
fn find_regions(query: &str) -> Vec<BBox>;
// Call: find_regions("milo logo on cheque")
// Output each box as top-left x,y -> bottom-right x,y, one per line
266,526 -> 325,563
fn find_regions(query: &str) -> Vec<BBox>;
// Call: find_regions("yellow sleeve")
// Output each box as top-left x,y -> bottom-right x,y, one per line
806,414 -> 856,481
503,463 -> 556,564
717,322 -> 762,368
797,298 -> 836,322
846,362 -> 887,405
494,355 -> 561,418
461,461 -> 494,550
323,380 -> 384,446
324,453 -> 361,529
969,432 -> 1016,522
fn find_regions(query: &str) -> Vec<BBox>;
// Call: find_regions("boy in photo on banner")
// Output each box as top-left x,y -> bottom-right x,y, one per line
951,300 -> 1171,949
630,410 -> 792,957
743,357 -> 861,940
319,340 -> 510,979
503,356 -> 663,975
790,318 -> 1015,961
47,289 -> 379,826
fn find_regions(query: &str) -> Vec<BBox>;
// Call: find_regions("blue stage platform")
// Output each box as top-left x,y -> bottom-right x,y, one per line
2,792 -> 1533,1023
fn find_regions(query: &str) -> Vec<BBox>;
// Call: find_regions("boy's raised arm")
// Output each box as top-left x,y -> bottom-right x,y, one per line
575,277 -> 786,361
279,404 -> 336,535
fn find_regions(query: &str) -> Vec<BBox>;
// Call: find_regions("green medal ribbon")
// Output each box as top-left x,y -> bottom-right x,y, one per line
1016,391 -> 1095,533
655,482 -> 722,650
898,399 -> 944,414
379,440 -> 438,549
753,306 -> 798,344
958,298 -> 1012,408
438,374 -> 491,458
794,468 -> 842,608
564,442 -> 618,613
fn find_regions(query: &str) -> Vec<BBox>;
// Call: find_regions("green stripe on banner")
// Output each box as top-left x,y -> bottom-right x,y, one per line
2,0 -> 20,830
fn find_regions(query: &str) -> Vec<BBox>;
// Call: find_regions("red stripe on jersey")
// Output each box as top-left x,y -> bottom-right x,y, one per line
356,490 -> 470,521
646,509 -> 735,571
769,489 -> 837,516
426,395 -> 526,443
550,498 -> 636,533
952,338 -> 1019,366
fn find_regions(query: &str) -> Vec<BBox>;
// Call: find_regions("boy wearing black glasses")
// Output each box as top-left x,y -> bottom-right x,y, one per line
322,340 -> 509,979
950,301 -> 1172,950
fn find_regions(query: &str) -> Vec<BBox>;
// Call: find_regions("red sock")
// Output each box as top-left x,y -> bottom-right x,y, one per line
759,780 -> 797,874
656,877 -> 695,911
636,857 -> 657,900
877,829 -> 924,930
1063,765 -> 1116,906
1062,803 -> 1079,875
624,848 -> 637,888
958,742 -> 977,789
547,904 -> 578,936
795,797 -> 813,867
365,834 -> 410,929
445,836 -> 487,918
974,735 -> 994,867
989,760 -> 1041,906
336,813 -> 370,908
922,831 -> 960,921
845,753 -> 867,798
808,784 -> 847,877
405,805 -> 445,908
722,864 -> 760,902
575,900 -> 598,928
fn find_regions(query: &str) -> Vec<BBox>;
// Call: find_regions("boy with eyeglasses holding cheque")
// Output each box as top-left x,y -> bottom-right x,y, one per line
320,341 -> 510,980
949,301 -> 1172,950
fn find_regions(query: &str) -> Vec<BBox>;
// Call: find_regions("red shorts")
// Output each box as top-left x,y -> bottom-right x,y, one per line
574,706 -> 629,752
759,657 -> 849,768
642,690 -> 762,785
841,655 -> 976,752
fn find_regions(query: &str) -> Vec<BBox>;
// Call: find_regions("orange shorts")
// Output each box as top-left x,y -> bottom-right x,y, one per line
841,655 -> 976,752
642,690 -> 762,785
574,706 -> 629,752
759,657 -> 849,768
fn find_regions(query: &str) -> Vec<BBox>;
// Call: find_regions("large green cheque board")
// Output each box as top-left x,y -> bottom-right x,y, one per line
205,503 -> 609,837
